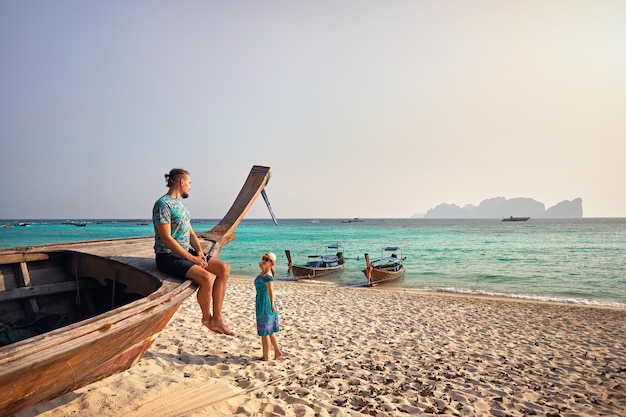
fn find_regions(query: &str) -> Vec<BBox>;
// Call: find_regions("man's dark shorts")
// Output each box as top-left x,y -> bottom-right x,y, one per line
155,250 -> 212,278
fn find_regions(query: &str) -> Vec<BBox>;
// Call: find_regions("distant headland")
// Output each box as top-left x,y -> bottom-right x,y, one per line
413,197 -> 583,219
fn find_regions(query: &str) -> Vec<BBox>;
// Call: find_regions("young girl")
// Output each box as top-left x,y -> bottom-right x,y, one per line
255,252 -> 282,361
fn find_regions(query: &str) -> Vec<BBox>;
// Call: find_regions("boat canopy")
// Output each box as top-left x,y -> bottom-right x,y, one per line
382,257 -> 401,263
384,246 -> 400,251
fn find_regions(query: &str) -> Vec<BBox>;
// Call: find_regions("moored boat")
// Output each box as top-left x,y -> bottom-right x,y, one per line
363,246 -> 405,286
0,165 -> 274,416
502,216 -> 530,222
285,243 -> 346,279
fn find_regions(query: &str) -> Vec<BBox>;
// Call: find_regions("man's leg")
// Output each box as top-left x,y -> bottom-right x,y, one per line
206,257 -> 234,336
185,265 -> 214,329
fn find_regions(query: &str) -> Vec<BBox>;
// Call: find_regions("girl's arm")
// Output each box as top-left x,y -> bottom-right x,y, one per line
266,280 -> 277,313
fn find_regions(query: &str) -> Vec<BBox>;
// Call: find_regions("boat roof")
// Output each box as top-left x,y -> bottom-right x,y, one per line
384,246 -> 400,251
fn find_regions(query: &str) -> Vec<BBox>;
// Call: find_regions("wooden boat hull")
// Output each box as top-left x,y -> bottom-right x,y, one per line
363,249 -> 405,286
0,248 -> 194,416
285,245 -> 346,280
0,165 -> 273,416
362,265 -> 404,286
290,263 -> 346,279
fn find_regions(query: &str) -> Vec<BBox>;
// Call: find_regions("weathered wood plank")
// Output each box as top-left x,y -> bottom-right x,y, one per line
0,279 -> 102,302
0,252 -> 51,265
16,262 -> 39,314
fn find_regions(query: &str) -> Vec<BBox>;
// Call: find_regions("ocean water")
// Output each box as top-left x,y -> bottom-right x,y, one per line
2,218 -> 625,308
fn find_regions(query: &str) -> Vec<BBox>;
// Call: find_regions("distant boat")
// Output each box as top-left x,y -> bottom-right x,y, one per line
308,220 -> 320,224
62,221 -> 88,227
17,222 -> 30,227
502,216 -> 530,222
342,218 -> 363,223
363,246 -> 405,286
285,243 -> 346,279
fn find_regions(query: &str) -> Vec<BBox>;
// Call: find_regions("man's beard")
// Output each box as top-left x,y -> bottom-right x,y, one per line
182,192 -> 189,199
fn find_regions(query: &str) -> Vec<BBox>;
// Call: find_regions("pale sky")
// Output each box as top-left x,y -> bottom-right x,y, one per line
1,1 -> 625,219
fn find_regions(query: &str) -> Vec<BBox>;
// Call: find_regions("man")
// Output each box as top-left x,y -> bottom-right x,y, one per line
152,168 -> 234,336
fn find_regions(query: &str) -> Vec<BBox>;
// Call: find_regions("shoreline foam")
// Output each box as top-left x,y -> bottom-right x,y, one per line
274,275 -> 626,309
16,277 -> 626,416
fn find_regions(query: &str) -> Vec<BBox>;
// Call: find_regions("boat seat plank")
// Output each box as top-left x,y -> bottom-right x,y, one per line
0,279 -> 102,302
0,253 -> 52,265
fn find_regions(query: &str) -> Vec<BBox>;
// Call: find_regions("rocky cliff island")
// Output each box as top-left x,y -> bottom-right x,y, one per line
416,197 -> 583,219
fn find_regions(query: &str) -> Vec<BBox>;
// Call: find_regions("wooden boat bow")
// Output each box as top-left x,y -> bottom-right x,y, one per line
198,165 -> 273,254
0,165 -> 274,416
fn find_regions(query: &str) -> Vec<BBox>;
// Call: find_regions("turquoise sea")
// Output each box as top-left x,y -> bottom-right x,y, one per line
1,218 -> 625,308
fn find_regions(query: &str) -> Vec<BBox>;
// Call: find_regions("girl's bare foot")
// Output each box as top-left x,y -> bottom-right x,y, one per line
274,351 -> 282,360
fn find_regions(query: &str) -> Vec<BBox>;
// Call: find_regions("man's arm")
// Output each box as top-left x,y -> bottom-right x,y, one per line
156,223 -> 204,265
189,226 -> 205,259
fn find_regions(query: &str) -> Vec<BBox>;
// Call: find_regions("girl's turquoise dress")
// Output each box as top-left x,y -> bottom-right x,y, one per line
254,273 -> 280,336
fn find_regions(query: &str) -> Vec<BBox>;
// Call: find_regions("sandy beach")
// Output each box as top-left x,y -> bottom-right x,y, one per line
16,277 -> 626,417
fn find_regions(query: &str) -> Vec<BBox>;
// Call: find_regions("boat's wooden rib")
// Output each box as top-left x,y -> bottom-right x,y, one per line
0,165 -> 272,416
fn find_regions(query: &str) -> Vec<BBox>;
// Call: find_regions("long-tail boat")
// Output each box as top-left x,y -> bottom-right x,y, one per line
285,243 -> 346,279
363,246 -> 405,286
0,165 -> 275,416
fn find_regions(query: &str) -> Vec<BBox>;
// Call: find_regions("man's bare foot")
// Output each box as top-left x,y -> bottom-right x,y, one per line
201,319 -> 215,332
203,318 -> 235,336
